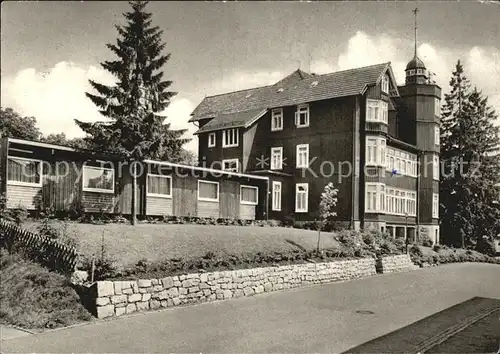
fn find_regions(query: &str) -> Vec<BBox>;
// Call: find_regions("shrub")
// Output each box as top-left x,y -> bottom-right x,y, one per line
433,244 -> 442,252
0,250 -> 92,329
80,232 -> 117,281
419,234 -> 434,247
410,244 -> 423,257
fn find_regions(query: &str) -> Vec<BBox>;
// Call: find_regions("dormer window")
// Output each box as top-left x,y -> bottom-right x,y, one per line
295,104 -> 309,128
222,128 -> 239,148
381,75 -> 389,94
271,108 -> 283,131
407,69 -> 415,76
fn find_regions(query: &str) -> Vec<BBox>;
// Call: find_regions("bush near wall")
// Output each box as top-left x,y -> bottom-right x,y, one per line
0,250 -> 92,329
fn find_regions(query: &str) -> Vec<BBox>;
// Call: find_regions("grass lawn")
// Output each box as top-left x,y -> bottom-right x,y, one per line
24,221 -> 341,269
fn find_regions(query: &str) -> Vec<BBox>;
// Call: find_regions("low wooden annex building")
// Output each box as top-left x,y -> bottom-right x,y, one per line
0,137 -> 269,220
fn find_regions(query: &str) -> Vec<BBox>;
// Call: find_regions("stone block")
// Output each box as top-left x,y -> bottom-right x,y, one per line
97,305 -> 115,319
142,293 -> 152,301
136,301 -> 149,311
150,300 -> 161,309
233,289 -> 244,298
199,282 -> 209,289
264,282 -> 273,292
138,279 -> 152,288
126,303 -> 137,314
208,294 -> 217,301
203,289 -> 211,296
243,287 -> 254,296
96,297 -> 110,306
111,295 -> 127,304
157,290 -> 168,300
254,285 -> 264,294
128,293 -> 142,302
168,287 -> 179,298
151,279 -> 159,286
161,300 -> 168,308
188,286 -> 200,293
167,299 -> 174,307
179,275 -> 186,281
113,282 -> 122,295
153,285 -> 163,292
115,306 -> 126,317
139,288 -> 148,294
96,281 -> 115,297
179,288 -> 188,295
200,273 -> 208,283
182,279 -> 193,288
122,288 -> 133,295
162,277 -> 174,289
173,281 -> 182,287
223,290 -> 233,299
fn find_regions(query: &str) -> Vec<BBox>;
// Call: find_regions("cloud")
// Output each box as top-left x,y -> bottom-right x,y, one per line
162,97 -> 197,153
1,61 -> 116,138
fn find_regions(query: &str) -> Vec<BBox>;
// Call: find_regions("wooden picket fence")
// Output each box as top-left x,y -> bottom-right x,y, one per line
0,219 -> 78,274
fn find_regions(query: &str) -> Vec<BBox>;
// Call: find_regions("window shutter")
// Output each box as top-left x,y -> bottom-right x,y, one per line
294,111 -> 298,126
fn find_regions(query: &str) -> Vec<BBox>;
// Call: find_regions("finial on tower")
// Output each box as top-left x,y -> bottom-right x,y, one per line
412,8 -> 419,58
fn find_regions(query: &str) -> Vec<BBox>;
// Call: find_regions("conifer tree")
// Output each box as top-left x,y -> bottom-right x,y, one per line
76,1 -> 189,224
440,60 -> 500,248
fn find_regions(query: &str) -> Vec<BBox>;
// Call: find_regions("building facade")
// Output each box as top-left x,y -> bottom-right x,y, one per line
191,56 -> 441,243
0,137 -> 268,220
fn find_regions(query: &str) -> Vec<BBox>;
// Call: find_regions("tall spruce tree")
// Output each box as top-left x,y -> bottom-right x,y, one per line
440,60 -> 500,248
76,1 -> 188,225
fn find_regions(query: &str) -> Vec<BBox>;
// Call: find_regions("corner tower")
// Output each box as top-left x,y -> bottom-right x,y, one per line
397,8 -> 441,244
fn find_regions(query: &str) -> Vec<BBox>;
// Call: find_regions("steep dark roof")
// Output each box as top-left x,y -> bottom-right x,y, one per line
195,108 -> 267,134
190,62 -> 392,122
406,56 -> 426,70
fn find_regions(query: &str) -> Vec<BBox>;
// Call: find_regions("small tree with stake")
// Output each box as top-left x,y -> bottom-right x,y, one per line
75,1 -> 189,225
316,182 -> 338,252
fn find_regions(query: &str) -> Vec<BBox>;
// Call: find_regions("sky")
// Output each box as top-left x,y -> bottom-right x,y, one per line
1,1 -> 499,153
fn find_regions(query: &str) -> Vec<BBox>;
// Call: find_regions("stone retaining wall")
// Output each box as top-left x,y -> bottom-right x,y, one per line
90,258 -> 377,319
376,254 -> 416,273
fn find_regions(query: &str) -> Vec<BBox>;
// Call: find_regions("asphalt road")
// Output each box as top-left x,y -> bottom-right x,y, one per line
3,263 -> 500,353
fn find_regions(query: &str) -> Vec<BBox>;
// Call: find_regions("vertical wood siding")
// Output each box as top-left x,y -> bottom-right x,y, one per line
219,179 -> 239,218
172,175 -> 197,217
0,138 -> 8,195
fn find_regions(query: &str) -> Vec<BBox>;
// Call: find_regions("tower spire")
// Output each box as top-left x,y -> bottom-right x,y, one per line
413,8 -> 419,58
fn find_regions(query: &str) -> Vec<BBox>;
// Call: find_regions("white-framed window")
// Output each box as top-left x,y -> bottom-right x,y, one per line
222,128 -> 239,148
366,137 -> 386,167
295,104 -> 309,128
385,148 -> 418,177
381,75 -> 389,93
433,193 -> 439,218
434,125 -> 440,146
271,147 -> 283,170
296,144 -> 309,168
384,187 -> 417,216
407,69 -> 416,76
222,158 -> 239,172
272,181 -> 282,211
198,180 -> 219,202
240,185 -> 258,205
366,99 -> 388,124
82,164 -> 115,193
434,97 -> 441,117
147,174 -> 172,198
365,183 -> 385,213
271,108 -> 283,131
295,183 -> 308,212
7,156 -> 43,187
433,155 -> 440,181
208,132 -> 216,147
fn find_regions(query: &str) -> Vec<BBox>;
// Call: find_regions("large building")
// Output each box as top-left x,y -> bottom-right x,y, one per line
191,53 -> 441,244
